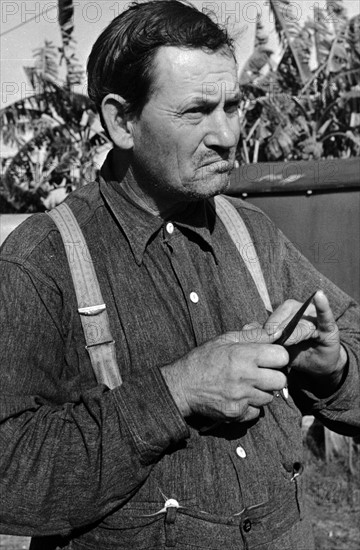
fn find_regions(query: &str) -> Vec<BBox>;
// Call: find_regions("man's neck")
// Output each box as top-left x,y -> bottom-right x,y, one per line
108,148 -> 189,219
120,175 -> 160,217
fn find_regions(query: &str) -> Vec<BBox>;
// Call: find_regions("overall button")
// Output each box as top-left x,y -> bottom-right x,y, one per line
165,498 -> 179,509
166,222 -> 174,234
235,445 -> 247,458
243,518 -> 252,533
291,461 -> 304,481
190,292 -> 199,303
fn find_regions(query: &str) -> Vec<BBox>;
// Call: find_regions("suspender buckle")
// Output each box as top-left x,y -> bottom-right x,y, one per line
78,304 -> 106,316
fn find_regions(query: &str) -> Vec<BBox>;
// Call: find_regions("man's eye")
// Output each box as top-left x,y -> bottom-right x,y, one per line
186,106 -> 211,115
225,103 -> 240,114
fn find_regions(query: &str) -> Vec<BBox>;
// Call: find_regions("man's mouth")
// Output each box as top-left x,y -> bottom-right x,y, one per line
201,160 -> 232,173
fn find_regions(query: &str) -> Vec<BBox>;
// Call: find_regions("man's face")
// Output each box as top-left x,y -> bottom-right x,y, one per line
130,46 -> 240,208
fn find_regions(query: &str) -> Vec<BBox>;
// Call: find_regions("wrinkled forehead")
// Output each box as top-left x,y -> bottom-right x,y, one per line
151,46 -> 239,103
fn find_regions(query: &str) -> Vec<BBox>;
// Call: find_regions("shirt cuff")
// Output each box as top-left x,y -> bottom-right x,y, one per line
310,345 -> 360,432
112,366 -> 190,465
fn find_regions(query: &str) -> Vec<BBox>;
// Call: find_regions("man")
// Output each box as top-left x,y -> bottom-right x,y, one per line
0,2 -> 359,549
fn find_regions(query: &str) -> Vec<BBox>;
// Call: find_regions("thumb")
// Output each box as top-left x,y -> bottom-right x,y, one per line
313,290 -> 338,336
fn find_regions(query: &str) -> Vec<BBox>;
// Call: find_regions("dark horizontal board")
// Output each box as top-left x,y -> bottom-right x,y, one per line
228,158 -> 360,196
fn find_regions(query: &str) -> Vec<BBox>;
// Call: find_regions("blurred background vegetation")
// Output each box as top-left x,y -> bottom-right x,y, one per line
0,0 -> 359,212
238,0 -> 360,164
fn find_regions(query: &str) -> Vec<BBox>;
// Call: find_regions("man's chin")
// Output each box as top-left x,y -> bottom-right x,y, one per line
197,173 -> 230,198
180,172 -> 230,201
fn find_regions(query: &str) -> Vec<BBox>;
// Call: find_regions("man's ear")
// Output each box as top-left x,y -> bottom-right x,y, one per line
101,94 -> 134,150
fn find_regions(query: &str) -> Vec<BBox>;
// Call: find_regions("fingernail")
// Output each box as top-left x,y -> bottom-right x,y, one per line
273,330 -> 283,340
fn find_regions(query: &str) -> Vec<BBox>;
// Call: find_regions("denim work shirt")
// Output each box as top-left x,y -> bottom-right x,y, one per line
1,162 -> 359,550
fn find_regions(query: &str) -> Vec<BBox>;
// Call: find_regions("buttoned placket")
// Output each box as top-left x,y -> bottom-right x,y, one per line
161,222 -> 218,346
161,221 -> 272,518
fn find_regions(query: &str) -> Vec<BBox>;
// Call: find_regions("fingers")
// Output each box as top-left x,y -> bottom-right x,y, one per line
219,332 -> 289,369
313,290 -> 336,334
256,344 -> 289,368
262,293 -> 338,347
215,404 -> 263,424
281,291 -> 338,344
281,319 -> 317,345
187,332 -> 291,424
253,365 -> 288,392
227,383 -> 286,423
214,390 -> 279,423
239,405 -> 262,423
242,322 -> 262,331
264,300 -> 297,329
221,327 -> 282,346
264,299 -> 316,335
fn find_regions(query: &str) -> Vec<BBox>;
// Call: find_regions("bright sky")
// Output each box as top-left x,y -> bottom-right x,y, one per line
1,0 -> 359,110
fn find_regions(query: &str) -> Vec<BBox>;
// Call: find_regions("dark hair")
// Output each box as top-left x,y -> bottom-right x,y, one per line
87,0 -> 234,119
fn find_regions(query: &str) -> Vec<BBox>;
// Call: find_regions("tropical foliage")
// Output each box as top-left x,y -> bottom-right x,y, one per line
1,0 -> 359,212
0,2 -> 108,213
238,0 -> 360,163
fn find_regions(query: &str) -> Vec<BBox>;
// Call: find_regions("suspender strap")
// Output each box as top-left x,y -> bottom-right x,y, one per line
48,203 -> 122,389
48,196 -> 271,388
214,195 -> 273,313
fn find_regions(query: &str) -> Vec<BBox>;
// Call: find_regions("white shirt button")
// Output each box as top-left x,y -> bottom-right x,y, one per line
190,292 -> 199,303
166,222 -> 174,234
236,445 -> 247,459
164,498 -> 179,509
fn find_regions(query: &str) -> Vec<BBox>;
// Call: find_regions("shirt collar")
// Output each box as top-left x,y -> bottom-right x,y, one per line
99,151 -> 217,265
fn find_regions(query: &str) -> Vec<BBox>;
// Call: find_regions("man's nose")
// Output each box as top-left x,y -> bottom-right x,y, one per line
204,110 -> 239,149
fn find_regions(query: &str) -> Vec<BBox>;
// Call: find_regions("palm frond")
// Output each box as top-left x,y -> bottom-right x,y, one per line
268,0 -> 310,85
59,41 -> 84,87
326,0 -> 347,34
348,14 -> 360,65
2,122 -> 107,211
0,77 -> 95,146
58,0 -> 74,47
32,40 -> 60,83
308,6 -> 335,68
254,13 -> 270,49
239,14 -> 274,86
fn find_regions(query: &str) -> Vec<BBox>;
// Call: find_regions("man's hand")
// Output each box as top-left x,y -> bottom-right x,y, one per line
161,329 -> 288,421
264,290 -> 348,391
